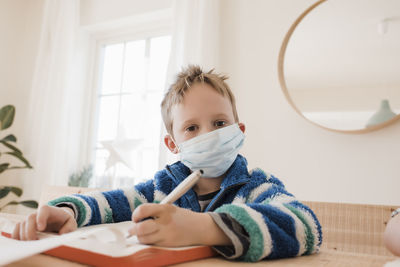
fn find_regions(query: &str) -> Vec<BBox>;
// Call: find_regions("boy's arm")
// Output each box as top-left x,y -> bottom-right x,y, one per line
48,179 -> 155,227
212,169 -> 322,262
207,212 -> 251,259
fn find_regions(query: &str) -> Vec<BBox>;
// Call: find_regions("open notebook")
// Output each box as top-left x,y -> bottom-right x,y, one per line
0,219 -> 216,266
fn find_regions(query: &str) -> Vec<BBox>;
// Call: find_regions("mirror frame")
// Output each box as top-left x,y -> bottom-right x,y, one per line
278,0 -> 400,134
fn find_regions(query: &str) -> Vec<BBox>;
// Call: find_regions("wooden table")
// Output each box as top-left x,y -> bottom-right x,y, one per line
2,213 -> 396,267
4,248 -> 396,267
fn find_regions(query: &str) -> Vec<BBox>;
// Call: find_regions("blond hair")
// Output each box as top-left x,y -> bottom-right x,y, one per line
161,65 -> 239,135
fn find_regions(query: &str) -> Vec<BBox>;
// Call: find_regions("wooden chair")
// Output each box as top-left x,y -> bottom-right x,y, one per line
303,201 -> 396,257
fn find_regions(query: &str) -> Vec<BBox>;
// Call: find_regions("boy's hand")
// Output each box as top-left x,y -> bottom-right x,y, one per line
12,205 -> 77,241
129,203 -> 231,247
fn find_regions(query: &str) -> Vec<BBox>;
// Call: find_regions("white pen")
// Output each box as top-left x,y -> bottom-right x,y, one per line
160,169 -> 203,204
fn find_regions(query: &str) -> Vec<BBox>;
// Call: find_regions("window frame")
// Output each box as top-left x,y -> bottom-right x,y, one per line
82,9 -> 172,183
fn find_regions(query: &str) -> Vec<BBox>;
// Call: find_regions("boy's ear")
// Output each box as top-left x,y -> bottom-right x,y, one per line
164,134 -> 179,154
238,123 -> 246,133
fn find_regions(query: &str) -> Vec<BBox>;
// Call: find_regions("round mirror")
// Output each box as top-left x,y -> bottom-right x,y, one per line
278,0 -> 400,133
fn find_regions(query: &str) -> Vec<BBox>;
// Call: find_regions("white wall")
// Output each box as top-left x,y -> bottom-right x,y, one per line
0,0 -> 43,127
0,0 -> 44,213
0,0 -> 44,184
219,0 -> 400,205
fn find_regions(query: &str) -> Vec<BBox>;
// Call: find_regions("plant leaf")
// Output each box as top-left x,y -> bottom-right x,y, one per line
0,105 -> 15,130
1,134 -> 17,142
5,201 -> 18,205
0,141 -> 22,155
20,200 -> 39,209
10,186 -> 23,196
0,187 -> 11,198
0,163 -> 10,174
0,186 -> 23,198
4,151 -> 32,168
6,200 -> 38,209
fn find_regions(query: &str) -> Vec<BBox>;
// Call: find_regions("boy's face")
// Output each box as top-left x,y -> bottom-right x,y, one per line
164,83 -> 245,153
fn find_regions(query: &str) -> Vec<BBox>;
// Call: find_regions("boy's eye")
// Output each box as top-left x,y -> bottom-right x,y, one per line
214,121 -> 226,127
186,125 -> 198,132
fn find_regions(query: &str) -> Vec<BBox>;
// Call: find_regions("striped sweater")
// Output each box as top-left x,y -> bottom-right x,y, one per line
48,155 -> 322,262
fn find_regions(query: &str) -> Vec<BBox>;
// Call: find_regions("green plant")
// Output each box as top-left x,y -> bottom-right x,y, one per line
68,164 -> 93,187
0,105 -> 38,211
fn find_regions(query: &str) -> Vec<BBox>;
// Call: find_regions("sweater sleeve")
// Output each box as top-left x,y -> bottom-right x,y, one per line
48,179 -> 154,227
208,212 -> 250,259
214,169 -> 322,262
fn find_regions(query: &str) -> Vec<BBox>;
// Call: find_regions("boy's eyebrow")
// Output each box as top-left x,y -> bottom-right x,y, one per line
180,118 -> 198,127
213,113 -> 230,119
180,114 -> 231,127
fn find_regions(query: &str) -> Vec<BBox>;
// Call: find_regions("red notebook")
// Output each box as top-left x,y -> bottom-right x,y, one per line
43,241 -> 216,267
1,221 -> 216,266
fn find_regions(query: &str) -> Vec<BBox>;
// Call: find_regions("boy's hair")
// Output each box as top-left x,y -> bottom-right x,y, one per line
161,65 -> 239,135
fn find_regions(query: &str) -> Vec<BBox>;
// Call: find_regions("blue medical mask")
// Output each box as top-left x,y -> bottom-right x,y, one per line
178,123 -> 245,178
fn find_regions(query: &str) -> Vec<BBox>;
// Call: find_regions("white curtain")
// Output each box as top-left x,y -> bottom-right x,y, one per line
158,0 -> 221,168
21,0 -> 89,201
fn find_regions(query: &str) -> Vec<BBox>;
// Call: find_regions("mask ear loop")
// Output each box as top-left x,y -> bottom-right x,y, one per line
169,135 -> 180,154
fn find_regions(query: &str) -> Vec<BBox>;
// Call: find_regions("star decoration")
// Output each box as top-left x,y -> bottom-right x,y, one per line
100,128 -> 143,172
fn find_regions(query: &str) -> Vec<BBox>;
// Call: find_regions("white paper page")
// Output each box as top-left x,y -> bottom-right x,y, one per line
62,222 -> 197,257
0,220 -> 136,265
0,219 -> 202,265
0,226 -> 108,265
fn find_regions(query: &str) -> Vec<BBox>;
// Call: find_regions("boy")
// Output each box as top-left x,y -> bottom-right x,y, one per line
13,65 -> 322,262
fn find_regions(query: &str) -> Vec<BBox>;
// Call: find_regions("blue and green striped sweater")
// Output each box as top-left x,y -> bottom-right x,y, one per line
49,155 -> 322,261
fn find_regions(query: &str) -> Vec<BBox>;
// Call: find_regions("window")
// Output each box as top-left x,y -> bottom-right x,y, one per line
92,35 -> 171,188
